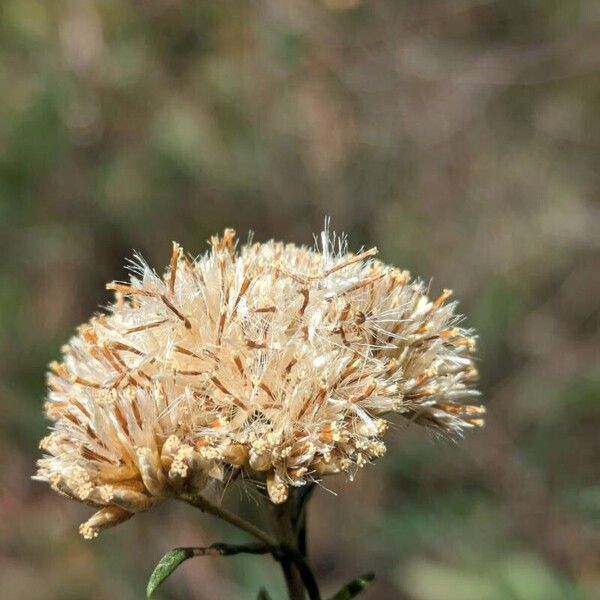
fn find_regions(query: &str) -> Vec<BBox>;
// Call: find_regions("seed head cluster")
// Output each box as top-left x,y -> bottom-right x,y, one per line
35,228 -> 483,538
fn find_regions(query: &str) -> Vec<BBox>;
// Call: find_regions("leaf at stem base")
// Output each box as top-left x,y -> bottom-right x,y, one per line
146,548 -> 194,598
329,572 -> 375,599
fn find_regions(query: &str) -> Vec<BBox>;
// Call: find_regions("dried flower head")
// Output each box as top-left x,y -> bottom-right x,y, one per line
35,227 -> 483,538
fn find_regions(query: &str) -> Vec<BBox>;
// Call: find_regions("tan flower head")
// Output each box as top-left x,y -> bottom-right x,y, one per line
35,226 -> 483,538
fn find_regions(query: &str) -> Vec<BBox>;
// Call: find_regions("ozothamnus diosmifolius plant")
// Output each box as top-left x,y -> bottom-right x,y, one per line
35,225 -> 483,599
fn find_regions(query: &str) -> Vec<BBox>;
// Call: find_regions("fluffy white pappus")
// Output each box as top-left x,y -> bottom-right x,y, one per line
35,228 -> 483,538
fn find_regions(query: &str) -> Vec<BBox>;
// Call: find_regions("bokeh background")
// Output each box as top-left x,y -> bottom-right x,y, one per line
1,1 -> 599,599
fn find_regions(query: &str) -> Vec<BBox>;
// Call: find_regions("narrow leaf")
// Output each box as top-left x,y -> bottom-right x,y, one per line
329,572 -> 375,599
147,548 -> 195,598
257,588 -> 273,600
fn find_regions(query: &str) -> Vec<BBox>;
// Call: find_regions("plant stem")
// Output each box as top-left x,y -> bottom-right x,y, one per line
180,489 -> 321,600
273,498 -> 306,600
188,542 -> 273,557
180,492 -> 276,546
277,544 -> 321,600
295,483 -> 315,558
272,492 -> 321,600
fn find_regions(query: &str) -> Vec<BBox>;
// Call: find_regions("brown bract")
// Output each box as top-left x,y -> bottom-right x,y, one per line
35,227 -> 483,538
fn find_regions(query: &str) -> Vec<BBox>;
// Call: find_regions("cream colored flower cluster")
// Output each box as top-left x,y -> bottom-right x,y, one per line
35,228 -> 482,538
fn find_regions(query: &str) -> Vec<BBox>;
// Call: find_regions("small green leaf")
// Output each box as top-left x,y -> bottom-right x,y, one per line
329,572 -> 375,599
146,548 -> 195,598
257,588 -> 273,600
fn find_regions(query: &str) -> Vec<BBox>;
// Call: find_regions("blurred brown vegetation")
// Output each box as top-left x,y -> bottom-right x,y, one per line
1,1 -> 599,599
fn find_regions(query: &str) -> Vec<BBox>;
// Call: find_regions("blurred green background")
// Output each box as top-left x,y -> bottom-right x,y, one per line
1,1 -> 599,598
